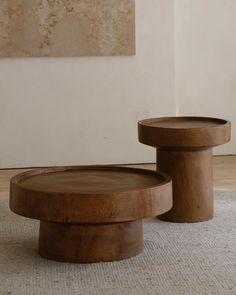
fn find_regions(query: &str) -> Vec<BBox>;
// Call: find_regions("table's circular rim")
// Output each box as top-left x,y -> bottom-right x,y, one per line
10,165 -> 171,195
10,166 -> 172,223
138,116 -> 230,130
138,116 -> 231,148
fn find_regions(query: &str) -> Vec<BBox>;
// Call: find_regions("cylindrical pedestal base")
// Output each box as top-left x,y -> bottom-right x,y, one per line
39,220 -> 143,263
157,148 -> 213,222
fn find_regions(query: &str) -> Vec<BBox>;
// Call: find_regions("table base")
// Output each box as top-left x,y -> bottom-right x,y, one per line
157,148 -> 213,222
39,220 -> 143,263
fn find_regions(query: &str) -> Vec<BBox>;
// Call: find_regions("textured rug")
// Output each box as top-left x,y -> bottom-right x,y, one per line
0,192 -> 236,295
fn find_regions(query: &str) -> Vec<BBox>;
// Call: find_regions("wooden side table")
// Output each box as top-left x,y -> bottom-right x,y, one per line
10,166 -> 172,263
138,116 -> 231,222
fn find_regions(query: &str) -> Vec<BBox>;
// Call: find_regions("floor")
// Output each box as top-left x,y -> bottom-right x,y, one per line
1,155 -> 236,199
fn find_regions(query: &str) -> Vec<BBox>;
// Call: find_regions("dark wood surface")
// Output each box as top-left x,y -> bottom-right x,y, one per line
138,116 -> 230,148
39,220 -> 143,263
10,166 -> 172,223
10,166 -> 172,262
138,116 -> 231,223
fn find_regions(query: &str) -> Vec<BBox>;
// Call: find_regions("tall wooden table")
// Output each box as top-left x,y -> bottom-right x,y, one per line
10,166 -> 172,263
138,116 -> 231,222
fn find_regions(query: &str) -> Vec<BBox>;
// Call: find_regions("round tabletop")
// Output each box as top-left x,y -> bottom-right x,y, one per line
138,116 -> 231,148
10,166 -> 172,223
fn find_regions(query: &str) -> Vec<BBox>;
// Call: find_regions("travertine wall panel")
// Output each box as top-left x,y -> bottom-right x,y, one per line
0,0 -> 135,57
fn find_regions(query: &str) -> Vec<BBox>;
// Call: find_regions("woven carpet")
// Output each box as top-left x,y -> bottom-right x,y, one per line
0,191 -> 236,295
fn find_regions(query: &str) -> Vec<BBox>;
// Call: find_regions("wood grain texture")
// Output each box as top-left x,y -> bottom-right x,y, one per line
138,116 -> 231,223
0,0 -> 135,57
157,148 -> 213,222
10,165 -> 172,262
10,166 -> 172,223
39,220 -> 143,263
138,116 -> 230,148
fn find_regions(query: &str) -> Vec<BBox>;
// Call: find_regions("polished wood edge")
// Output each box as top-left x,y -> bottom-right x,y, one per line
138,117 -> 231,148
9,166 -> 173,223
10,165 -> 172,194
138,116 -> 231,129
9,180 -> 172,223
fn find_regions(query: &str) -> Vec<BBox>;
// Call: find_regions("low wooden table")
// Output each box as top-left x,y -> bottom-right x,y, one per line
138,116 -> 231,223
10,166 -> 172,263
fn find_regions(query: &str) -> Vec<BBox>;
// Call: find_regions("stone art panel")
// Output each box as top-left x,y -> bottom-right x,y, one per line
0,0 -> 135,57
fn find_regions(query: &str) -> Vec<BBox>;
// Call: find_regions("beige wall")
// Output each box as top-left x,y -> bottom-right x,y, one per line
175,0 -> 235,154
0,0 -> 175,168
1,0 -> 235,168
